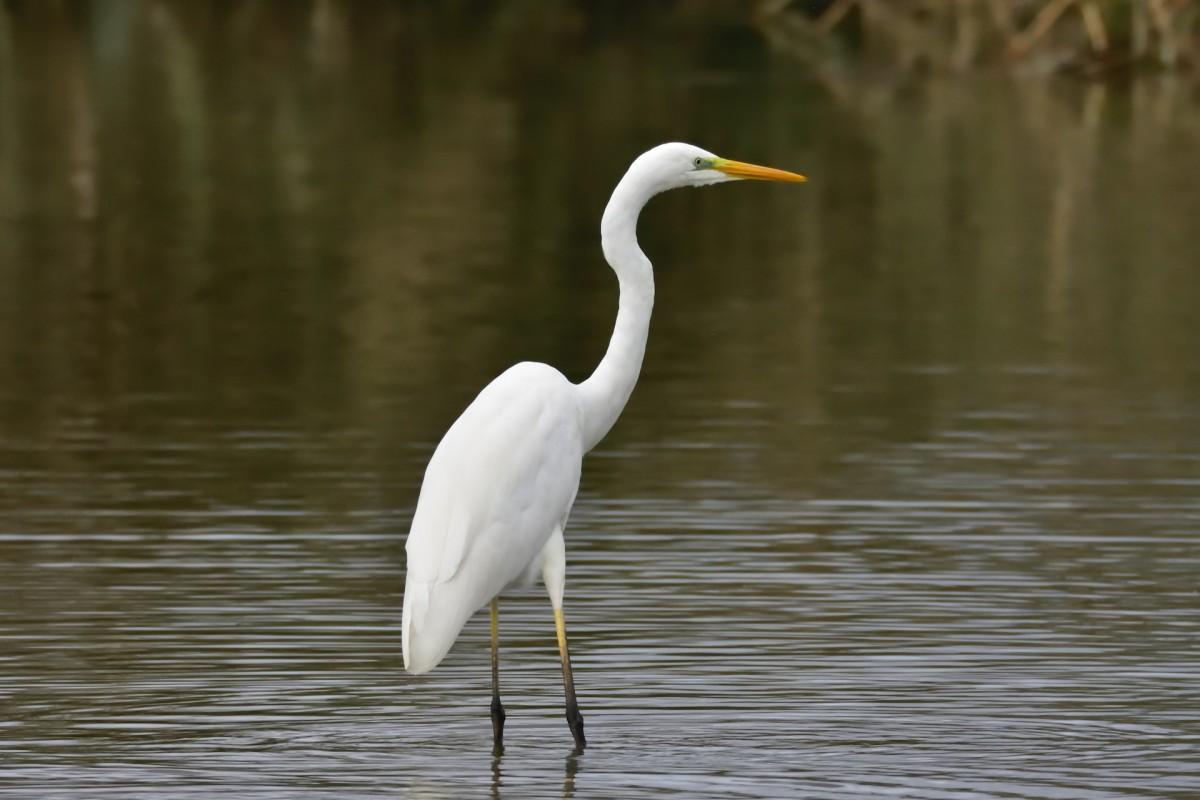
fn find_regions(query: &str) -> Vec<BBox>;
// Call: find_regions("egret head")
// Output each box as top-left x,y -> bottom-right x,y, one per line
632,142 -> 807,193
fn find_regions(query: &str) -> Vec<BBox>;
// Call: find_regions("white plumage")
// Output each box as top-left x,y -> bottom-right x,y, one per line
403,362 -> 582,674
399,142 -> 805,747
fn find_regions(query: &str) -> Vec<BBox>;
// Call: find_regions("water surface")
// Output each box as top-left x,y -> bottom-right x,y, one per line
1,4 -> 1198,798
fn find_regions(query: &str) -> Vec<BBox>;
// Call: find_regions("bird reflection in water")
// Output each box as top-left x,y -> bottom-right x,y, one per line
489,746 -> 582,799
562,747 -> 580,799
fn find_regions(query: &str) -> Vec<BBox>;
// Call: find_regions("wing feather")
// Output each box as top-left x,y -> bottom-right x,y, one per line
402,362 -> 584,674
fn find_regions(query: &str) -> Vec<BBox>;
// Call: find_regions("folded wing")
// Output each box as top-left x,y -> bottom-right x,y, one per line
402,362 -> 585,674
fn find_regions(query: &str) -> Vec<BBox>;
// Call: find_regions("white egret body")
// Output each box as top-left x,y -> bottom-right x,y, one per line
401,142 -> 805,748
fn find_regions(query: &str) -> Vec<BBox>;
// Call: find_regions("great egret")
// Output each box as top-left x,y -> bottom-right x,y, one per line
402,142 -> 806,749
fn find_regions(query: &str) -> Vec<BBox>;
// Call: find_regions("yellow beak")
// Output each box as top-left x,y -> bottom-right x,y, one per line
713,157 -> 807,183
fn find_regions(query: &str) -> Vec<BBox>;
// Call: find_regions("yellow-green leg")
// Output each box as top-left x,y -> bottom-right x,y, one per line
541,525 -> 585,748
554,606 -> 586,749
490,598 -> 505,751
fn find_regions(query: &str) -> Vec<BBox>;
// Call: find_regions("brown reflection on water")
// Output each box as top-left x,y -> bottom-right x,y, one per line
0,3 -> 1198,799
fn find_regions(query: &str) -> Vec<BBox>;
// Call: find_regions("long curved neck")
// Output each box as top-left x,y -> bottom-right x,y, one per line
577,169 -> 657,453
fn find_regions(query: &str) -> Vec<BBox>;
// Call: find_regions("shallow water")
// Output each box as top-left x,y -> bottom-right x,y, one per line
1,4 -> 1198,798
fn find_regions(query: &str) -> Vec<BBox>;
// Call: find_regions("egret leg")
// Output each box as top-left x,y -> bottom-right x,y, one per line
490,598 -> 505,751
541,525 -> 586,748
554,606 -> 586,749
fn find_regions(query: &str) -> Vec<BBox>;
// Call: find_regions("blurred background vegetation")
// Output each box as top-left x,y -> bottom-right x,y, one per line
1,7 -> 1196,792
765,0 -> 1200,76
0,0 -> 1197,511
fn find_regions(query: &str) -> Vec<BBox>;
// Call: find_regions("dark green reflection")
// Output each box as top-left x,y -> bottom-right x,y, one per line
0,4 -> 1197,797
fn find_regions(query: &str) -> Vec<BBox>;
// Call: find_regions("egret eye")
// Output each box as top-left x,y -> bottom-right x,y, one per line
693,157 -> 704,168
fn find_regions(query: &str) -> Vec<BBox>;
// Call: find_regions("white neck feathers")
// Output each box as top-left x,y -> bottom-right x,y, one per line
576,164 -> 660,452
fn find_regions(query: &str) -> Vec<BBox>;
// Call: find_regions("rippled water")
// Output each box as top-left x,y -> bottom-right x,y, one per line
2,4 -> 1199,798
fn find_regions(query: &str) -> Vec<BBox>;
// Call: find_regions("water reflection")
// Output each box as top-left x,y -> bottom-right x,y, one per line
0,3 -> 1198,799
487,746 -> 581,800
561,748 -> 580,800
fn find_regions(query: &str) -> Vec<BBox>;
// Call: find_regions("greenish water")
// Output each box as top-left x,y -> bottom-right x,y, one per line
1,4 -> 1198,798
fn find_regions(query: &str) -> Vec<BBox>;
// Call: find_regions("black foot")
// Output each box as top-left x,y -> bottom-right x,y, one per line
565,700 -> 586,749
491,697 -> 506,750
